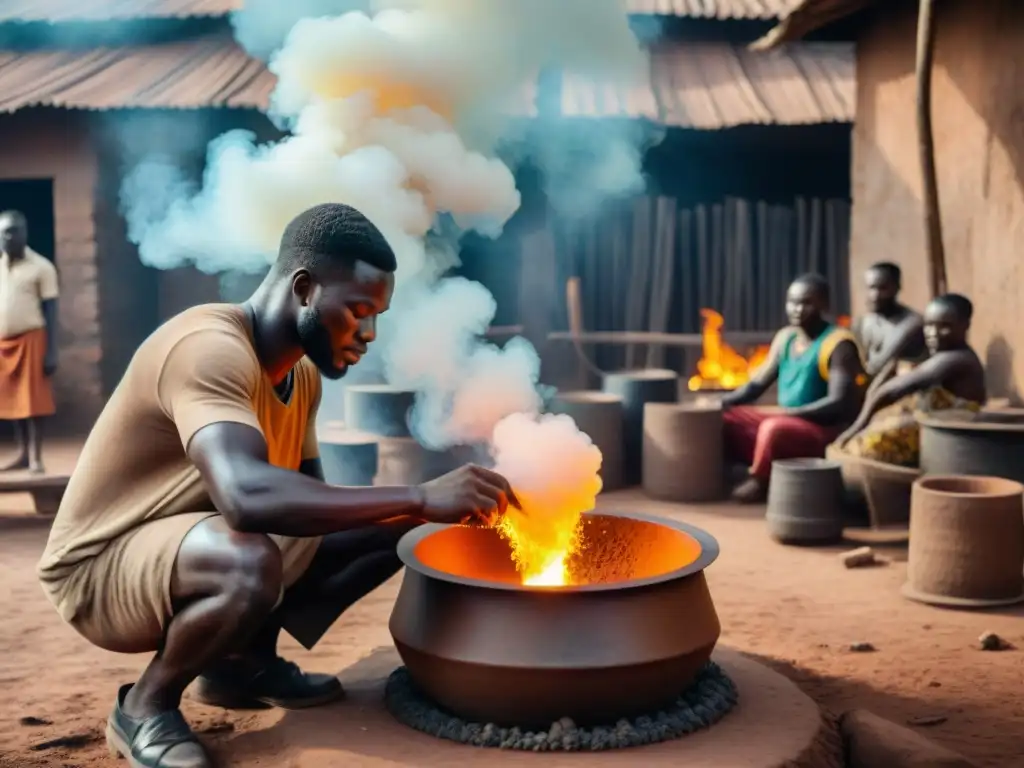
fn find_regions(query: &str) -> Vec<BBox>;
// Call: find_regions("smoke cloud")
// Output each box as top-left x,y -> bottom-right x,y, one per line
120,0 -> 654,543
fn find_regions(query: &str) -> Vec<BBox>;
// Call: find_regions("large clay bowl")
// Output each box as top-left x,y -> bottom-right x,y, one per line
918,409 -> 1024,484
389,512 -> 721,728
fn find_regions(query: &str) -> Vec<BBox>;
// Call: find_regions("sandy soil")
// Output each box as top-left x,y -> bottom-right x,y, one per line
0,440 -> 1022,767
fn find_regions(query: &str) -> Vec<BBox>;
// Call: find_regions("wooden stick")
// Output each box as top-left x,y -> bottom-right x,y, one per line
916,0 -> 947,297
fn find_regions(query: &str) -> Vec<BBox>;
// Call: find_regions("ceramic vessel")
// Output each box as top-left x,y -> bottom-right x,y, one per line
903,475 -> 1024,608
918,410 -> 1024,484
389,512 -> 721,727
766,458 -> 845,544
643,402 -> 724,502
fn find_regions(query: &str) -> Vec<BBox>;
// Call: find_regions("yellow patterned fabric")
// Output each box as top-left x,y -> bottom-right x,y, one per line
840,387 -> 981,467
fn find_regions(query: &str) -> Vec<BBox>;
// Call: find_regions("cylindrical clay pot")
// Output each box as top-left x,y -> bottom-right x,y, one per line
343,384 -> 416,438
642,402 -> 724,502
318,427 -> 379,486
766,458 -> 845,544
548,391 -> 625,492
919,411 -> 1024,485
903,475 -> 1024,608
602,369 -> 678,486
376,439 -> 475,486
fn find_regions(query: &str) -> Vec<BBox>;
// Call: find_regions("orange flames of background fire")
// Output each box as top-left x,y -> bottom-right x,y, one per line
687,309 -> 851,391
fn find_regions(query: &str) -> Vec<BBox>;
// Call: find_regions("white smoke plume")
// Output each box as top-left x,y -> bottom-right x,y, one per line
120,0 -> 652,538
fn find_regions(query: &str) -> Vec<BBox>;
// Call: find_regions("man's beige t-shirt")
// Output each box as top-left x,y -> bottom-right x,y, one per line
37,304 -> 322,615
0,247 -> 59,339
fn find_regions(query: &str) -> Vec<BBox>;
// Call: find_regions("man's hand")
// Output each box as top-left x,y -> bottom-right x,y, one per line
418,464 -> 521,526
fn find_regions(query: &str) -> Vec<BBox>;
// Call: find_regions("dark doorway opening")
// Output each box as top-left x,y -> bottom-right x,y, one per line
0,179 -> 55,261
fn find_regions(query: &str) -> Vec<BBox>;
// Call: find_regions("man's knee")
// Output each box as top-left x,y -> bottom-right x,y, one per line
175,520 -> 284,613
756,417 -> 792,447
221,534 -> 283,612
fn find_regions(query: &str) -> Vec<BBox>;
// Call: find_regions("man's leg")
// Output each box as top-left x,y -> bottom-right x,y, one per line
109,517 -> 283,767
194,517 -> 418,710
1,419 -> 28,471
26,417 -> 44,473
732,416 -> 839,503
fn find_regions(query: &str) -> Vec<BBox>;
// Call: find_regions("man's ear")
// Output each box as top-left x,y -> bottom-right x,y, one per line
291,269 -> 314,307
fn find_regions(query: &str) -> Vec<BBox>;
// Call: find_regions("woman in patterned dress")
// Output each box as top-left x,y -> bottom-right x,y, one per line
833,293 -> 987,467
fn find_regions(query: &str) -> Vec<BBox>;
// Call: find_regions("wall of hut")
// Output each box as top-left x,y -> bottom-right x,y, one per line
0,110 -> 103,429
851,0 -> 1024,402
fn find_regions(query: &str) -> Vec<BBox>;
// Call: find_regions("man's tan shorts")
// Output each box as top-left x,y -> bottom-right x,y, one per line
57,512 -> 321,654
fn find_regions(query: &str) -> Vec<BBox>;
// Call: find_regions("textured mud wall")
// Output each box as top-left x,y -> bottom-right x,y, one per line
851,0 -> 1024,402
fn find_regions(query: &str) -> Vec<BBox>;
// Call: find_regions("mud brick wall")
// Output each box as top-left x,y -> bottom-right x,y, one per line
0,110 -> 102,431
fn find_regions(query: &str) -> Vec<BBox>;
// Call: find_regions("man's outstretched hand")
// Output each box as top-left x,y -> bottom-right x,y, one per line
418,464 -> 521,526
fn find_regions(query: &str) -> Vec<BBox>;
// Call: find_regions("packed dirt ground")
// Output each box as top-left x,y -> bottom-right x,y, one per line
0,441 -> 1022,767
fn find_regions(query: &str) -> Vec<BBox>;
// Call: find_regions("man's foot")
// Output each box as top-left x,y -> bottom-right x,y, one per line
106,684 -> 212,768
731,476 -> 768,504
0,455 -> 28,472
193,656 -> 344,711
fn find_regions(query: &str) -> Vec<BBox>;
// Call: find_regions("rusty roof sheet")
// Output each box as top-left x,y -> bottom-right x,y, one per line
623,0 -> 801,18
0,34 -> 538,115
752,0 -> 877,50
562,41 -> 854,128
0,0 -> 239,23
4,0 -> 798,23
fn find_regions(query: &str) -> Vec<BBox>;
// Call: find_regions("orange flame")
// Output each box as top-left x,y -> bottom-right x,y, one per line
687,309 -> 770,392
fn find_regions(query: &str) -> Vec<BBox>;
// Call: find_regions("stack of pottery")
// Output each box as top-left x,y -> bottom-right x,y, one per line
765,458 -> 845,544
602,369 -> 678,486
548,391 -> 625,492
344,384 -> 464,485
903,475 -> 1024,608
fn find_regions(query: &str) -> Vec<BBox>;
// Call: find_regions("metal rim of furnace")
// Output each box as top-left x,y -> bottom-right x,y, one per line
383,662 -> 738,751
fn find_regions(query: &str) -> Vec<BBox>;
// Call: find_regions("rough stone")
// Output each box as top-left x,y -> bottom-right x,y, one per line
849,642 -> 877,653
384,662 -> 739,751
841,710 -> 977,768
978,631 -> 1012,651
841,546 -> 885,568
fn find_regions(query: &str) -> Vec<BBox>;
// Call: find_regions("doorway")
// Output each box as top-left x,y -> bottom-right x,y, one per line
0,179 -> 55,261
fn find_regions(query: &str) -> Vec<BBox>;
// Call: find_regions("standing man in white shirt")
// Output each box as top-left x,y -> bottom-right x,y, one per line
0,210 -> 59,473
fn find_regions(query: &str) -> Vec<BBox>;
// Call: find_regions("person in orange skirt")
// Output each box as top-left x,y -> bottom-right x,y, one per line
0,210 -> 58,473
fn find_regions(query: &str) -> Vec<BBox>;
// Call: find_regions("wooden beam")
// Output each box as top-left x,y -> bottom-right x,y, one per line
915,0 -> 947,297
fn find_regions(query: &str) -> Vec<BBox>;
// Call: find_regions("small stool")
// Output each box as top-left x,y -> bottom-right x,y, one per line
766,458 -> 845,545
903,475 -> 1024,608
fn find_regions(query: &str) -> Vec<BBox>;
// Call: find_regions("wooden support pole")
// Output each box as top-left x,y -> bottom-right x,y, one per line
915,0 -> 947,297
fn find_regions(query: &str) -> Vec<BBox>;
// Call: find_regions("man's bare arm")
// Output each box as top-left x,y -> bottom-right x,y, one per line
865,314 -> 924,377
41,299 -> 58,371
721,329 -> 787,407
785,341 -> 861,424
188,422 -> 424,537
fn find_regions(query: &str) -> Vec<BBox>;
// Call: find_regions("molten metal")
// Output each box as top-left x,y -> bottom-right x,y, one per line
388,512 -> 722,727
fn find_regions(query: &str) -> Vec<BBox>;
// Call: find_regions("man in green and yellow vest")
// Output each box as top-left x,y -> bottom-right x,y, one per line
720,273 -> 865,503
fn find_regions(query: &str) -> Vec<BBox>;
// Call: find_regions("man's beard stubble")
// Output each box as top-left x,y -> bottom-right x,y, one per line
297,306 -> 348,380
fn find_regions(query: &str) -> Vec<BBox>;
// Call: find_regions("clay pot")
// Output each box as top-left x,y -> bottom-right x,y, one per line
344,384 -> 416,438
548,391 -> 625,492
602,369 -> 678,486
903,475 -> 1024,608
389,512 -> 721,728
642,402 -> 724,502
318,427 -> 379,486
376,438 -> 473,486
918,410 -> 1024,485
766,458 -> 845,544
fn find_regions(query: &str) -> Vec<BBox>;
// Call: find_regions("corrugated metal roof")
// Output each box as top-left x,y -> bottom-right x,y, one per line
4,0 -> 797,23
0,35 -> 270,111
752,0 -> 877,50
0,34 -> 850,126
624,0 -> 801,19
0,34 -> 538,115
0,0 -> 239,23
562,41 -> 854,128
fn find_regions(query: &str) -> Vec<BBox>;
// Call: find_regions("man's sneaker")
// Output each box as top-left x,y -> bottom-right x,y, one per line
106,683 -> 212,767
